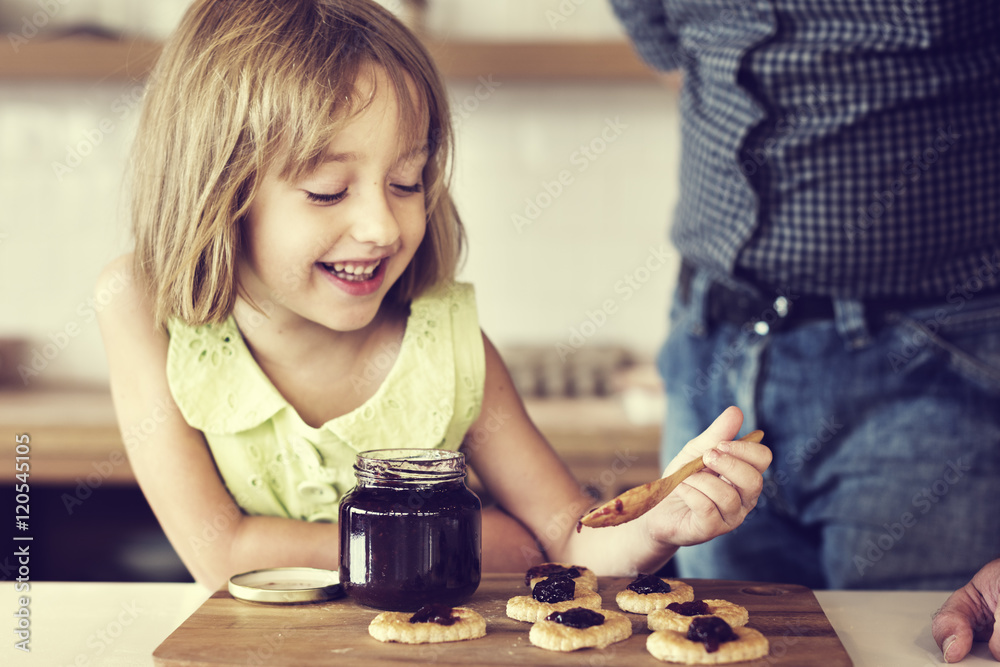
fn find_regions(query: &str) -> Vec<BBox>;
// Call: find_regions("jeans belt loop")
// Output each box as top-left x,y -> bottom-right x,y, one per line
687,270 -> 714,337
833,298 -> 872,350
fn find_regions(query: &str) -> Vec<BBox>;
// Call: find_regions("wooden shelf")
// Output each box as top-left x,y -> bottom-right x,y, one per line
0,35 -> 677,84
421,39 -> 665,82
0,35 -> 161,82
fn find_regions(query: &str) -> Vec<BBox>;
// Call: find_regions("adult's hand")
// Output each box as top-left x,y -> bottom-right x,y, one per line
932,558 -> 1000,662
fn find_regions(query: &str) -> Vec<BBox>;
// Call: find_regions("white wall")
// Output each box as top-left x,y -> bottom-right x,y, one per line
0,1 -> 682,388
0,81 -> 141,386
451,80 -> 680,358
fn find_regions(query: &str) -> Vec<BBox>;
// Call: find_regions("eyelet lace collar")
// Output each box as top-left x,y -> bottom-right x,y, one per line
165,284 -> 465,447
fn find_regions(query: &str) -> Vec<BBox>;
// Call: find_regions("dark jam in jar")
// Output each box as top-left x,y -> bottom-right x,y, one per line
668,600 -> 711,616
339,449 -> 481,611
686,616 -> 738,653
627,573 -> 672,595
546,607 -> 605,629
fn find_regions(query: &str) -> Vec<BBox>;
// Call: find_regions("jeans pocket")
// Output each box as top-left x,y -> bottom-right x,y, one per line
890,296 -> 1000,395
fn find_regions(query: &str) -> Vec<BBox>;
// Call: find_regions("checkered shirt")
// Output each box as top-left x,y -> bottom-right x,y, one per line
611,0 -> 1000,298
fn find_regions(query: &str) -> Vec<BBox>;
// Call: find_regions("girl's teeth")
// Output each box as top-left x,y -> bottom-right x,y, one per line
327,260 -> 379,280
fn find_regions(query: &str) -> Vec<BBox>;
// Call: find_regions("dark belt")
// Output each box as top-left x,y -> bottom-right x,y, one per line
677,260 -> 987,333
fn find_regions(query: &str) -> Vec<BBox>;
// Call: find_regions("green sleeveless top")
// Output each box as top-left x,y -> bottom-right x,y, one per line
165,282 -> 485,522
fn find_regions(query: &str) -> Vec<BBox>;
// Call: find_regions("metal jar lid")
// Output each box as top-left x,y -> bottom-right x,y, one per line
228,567 -> 344,604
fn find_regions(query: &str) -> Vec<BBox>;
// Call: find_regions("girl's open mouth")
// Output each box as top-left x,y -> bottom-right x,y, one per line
318,258 -> 387,296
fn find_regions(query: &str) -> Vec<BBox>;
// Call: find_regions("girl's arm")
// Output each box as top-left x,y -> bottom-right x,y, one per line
479,507 -> 546,572
96,256 -> 341,590
464,333 -> 771,576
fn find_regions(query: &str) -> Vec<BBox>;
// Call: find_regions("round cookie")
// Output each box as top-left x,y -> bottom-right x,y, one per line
616,575 -> 694,614
368,606 -> 486,644
529,608 -> 632,652
507,579 -> 603,623
647,624 -> 769,664
525,562 -> 599,592
647,599 -> 749,632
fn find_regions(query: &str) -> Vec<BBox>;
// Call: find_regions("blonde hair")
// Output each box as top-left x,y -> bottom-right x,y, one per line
131,0 -> 464,326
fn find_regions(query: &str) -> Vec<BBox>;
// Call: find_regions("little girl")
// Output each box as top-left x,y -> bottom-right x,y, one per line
97,0 -> 771,591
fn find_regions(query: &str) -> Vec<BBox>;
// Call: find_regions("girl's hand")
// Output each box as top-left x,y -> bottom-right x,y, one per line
932,558 -> 1000,663
641,406 -> 772,549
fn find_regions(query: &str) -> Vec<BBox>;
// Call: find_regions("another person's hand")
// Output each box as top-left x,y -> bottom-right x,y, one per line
644,406 -> 771,548
932,558 -> 1000,662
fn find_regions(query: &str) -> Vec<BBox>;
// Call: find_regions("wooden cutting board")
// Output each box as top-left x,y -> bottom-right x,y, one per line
154,575 -> 852,666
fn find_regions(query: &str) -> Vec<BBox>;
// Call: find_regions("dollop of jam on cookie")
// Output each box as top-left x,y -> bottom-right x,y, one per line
626,573 -> 672,595
546,607 -> 605,629
524,563 -> 582,586
532,575 -> 576,603
409,603 -> 459,626
668,600 -> 711,616
686,616 -> 737,653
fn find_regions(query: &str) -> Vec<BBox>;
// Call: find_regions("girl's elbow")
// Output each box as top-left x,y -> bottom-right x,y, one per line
193,571 -> 224,592
178,532 -> 241,592
188,560 -> 231,592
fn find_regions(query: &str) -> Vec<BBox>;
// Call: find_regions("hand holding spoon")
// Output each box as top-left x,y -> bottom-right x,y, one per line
578,430 -> 765,529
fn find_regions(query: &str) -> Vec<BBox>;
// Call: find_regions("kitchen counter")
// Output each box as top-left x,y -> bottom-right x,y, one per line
4,581 -> 996,666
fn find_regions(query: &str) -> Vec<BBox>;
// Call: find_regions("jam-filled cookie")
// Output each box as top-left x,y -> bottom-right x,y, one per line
615,573 -> 694,614
368,604 -> 486,644
647,599 -> 749,632
525,562 -> 599,592
507,575 -> 603,623
647,616 -> 769,664
529,607 -> 632,652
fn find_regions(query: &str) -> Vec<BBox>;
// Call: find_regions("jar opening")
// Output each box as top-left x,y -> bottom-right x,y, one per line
354,448 -> 466,482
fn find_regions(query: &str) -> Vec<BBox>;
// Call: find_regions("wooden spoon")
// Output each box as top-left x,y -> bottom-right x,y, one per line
578,429 -> 765,529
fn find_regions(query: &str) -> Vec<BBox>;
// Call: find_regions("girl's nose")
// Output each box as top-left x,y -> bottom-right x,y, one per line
350,185 -> 400,248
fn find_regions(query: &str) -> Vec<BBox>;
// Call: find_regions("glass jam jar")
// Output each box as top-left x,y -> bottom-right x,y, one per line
338,449 -> 482,611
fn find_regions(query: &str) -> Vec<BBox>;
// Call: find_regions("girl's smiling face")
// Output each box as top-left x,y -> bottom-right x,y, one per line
238,68 -> 429,334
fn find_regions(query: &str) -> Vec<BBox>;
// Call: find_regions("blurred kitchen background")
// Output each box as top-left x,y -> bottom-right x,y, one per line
0,0 -> 682,582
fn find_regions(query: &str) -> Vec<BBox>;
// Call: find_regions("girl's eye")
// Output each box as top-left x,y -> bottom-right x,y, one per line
392,183 -> 423,195
305,188 -> 347,205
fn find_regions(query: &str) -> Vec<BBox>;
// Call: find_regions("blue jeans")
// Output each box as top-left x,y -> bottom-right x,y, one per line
659,265 -> 1000,590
